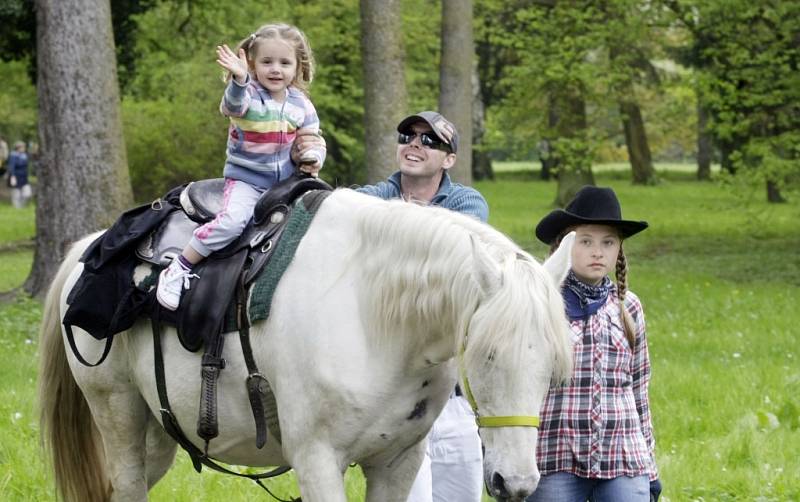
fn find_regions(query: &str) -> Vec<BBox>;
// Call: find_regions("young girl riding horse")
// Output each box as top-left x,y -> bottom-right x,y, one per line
157,22 -> 325,310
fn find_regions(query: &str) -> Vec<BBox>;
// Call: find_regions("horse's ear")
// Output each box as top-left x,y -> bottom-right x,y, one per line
543,231 -> 574,287
470,235 -> 501,296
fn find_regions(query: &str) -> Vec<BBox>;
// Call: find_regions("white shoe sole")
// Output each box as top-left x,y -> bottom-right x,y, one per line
156,290 -> 179,311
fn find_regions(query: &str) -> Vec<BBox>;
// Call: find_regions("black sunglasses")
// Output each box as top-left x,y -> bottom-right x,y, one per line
397,132 -> 452,152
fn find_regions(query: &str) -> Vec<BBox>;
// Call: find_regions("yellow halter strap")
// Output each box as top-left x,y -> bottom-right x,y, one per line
458,338 -> 541,428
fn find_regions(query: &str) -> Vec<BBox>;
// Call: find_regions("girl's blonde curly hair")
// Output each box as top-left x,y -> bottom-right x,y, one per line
229,23 -> 315,95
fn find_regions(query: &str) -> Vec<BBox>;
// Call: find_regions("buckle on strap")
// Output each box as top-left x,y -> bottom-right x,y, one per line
201,353 -> 226,369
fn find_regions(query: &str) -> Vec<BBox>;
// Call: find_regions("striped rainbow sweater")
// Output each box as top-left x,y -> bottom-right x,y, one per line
220,75 -> 323,188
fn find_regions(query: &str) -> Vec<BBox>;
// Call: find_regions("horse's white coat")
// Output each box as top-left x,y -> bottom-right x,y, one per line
46,189 -> 573,502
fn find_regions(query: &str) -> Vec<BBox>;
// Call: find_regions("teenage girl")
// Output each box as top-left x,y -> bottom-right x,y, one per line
527,185 -> 661,502
157,23 -> 325,310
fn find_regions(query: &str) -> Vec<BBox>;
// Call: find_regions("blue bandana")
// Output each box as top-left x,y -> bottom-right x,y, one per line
562,270 -> 612,321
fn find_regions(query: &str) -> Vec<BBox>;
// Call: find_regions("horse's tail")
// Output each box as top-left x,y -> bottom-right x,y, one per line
38,234 -> 112,502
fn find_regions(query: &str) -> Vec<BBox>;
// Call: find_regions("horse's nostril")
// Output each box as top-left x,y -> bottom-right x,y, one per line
492,471 -> 510,498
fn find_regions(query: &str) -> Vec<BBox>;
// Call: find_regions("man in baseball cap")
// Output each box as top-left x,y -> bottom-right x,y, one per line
356,111 -> 487,501
357,110 -> 486,221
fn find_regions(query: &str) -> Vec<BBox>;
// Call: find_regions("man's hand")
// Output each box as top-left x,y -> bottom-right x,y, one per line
216,44 -> 249,84
293,129 -> 326,177
9,175 -> 16,187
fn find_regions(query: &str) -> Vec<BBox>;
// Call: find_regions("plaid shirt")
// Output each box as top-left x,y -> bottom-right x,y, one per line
537,289 -> 658,481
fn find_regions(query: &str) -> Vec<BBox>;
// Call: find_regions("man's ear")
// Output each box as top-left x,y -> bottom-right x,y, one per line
441,153 -> 456,171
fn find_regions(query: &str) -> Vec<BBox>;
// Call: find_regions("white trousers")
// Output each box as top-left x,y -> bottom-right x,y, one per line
189,179 -> 264,257
11,184 -> 32,208
406,394 -> 483,502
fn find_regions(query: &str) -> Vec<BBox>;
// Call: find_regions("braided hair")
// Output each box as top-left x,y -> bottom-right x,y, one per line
615,244 -> 636,349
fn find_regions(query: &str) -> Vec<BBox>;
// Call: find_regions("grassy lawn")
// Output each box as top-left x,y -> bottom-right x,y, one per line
1,164 -> 798,501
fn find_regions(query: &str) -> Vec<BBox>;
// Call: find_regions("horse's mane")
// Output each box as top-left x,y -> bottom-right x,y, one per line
341,189 -> 572,382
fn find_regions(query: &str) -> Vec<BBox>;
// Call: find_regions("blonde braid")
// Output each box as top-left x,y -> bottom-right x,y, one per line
616,244 -> 636,349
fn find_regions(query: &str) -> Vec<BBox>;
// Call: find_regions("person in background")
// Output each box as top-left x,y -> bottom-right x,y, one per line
527,185 -> 661,502
358,111 -> 487,502
7,140 -> 32,208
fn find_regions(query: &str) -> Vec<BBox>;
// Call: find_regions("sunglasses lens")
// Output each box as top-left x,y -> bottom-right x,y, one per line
419,133 -> 437,148
397,132 -> 450,152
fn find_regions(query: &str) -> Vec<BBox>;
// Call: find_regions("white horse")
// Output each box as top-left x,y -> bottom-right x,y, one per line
39,189 -> 574,502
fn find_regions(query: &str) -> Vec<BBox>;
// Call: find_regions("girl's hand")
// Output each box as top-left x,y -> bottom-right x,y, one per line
298,160 -> 322,178
216,44 -> 249,84
292,129 -> 326,177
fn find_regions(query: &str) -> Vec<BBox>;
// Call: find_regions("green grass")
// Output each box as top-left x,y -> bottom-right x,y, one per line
0,203 -> 35,244
1,169 -> 799,501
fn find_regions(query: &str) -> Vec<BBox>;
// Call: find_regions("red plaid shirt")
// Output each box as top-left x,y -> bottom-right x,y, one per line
536,289 -> 658,481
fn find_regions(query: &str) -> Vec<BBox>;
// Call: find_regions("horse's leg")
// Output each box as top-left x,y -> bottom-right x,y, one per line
144,413 -> 177,489
290,444 -> 348,502
362,440 -> 428,502
83,382 -> 151,502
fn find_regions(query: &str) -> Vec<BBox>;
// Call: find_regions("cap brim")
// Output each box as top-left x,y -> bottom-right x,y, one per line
535,210 -> 648,244
397,114 -> 454,151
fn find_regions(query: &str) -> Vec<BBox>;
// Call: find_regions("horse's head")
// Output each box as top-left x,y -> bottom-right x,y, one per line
462,233 -> 574,501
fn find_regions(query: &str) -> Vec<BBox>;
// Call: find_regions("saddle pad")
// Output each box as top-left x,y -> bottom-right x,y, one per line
245,190 -> 330,325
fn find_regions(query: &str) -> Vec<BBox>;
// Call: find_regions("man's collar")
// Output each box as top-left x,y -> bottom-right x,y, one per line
391,170 -> 453,202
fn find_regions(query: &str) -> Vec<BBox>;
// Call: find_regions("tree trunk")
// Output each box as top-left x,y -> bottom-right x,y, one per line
540,96 -> 560,181
471,64 -> 493,180
439,0 -> 473,185
766,180 -> 786,203
360,0 -> 407,183
719,138 -> 736,174
620,99 -> 657,185
28,0 -> 132,297
696,102 -> 712,180
551,87 -> 594,206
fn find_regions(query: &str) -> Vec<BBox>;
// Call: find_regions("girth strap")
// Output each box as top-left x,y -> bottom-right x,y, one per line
237,270 -> 282,446
151,311 -> 290,482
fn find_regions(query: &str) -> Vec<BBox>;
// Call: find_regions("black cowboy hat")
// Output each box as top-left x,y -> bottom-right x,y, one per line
535,185 -> 648,244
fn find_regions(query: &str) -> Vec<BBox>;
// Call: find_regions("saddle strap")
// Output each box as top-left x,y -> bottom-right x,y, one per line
151,313 -> 292,482
197,338 -> 225,449
237,273 -> 281,447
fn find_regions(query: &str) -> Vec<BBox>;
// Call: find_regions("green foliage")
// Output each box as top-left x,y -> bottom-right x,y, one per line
122,72 -> 227,201
291,0 -> 366,185
669,0 -> 800,198
0,59 -> 37,143
0,0 -> 35,79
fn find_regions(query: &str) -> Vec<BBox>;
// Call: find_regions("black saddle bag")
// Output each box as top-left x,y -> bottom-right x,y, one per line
64,186 -> 184,341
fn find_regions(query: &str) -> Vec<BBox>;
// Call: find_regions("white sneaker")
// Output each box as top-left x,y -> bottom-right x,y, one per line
156,259 -> 198,311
